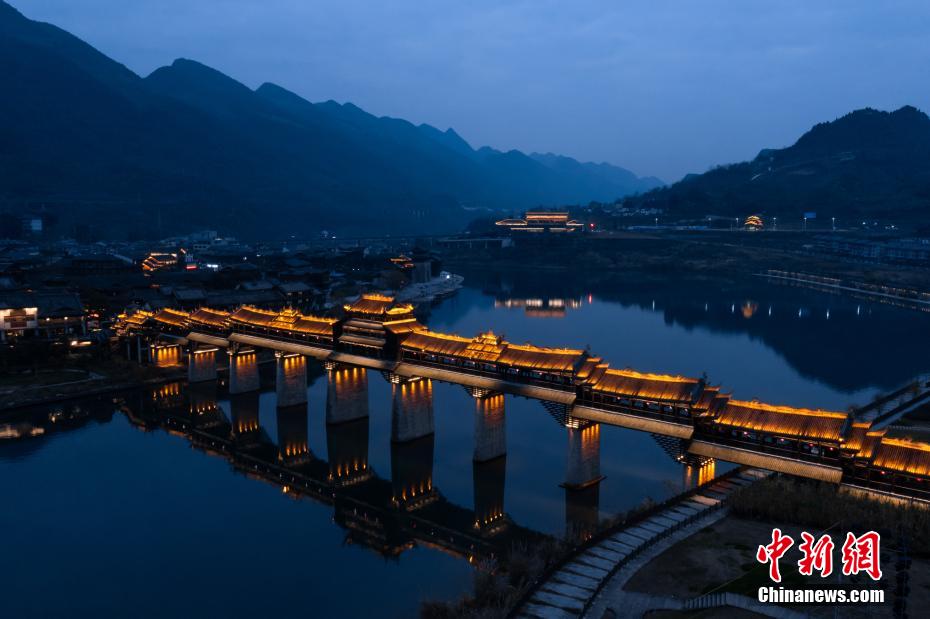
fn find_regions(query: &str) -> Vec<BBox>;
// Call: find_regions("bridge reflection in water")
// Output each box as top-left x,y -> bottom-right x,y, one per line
128,364 -> 721,561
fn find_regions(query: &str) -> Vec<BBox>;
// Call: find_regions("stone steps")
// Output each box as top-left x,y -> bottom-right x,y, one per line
519,468 -> 771,618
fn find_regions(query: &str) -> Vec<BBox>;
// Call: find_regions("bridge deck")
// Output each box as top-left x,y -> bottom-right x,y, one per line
572,405 -> 694,438
228,333 -> 332,359
187,332 -> 229,348
394,363 -> 576,404
688,440 -> 842,483
328,352 -> 397,371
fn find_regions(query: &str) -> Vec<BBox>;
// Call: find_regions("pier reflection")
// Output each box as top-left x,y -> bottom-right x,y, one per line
684,460 -> 717,488
473,457 -> 506,535
327,417 -> 371,485
391,434 -> 435,510
277,404 -> 310,464
230,391 -> 261,437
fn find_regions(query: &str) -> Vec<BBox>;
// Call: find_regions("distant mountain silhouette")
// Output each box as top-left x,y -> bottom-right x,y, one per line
0,1 -> 661,239
624,106 -> 930,222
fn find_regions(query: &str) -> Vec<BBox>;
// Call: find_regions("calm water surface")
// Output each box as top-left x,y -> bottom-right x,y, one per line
4,271 -> 930,618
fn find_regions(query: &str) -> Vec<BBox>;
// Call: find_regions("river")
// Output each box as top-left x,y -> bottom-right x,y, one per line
4,270 -> 930,618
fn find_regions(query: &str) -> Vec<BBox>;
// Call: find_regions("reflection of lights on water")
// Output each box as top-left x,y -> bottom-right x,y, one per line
768,306 -> 772,317
651,300 -> 656,311
704,303 -> 708,312
730,303 -> 735,314
857,305 -> 861,316
826,309 -> 830,319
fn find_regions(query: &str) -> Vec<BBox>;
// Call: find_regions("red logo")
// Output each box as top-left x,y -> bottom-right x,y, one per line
841,531 -> 883,581
798,532 -> 834,577
756,528 -> 794,582
757,529 -> 882,582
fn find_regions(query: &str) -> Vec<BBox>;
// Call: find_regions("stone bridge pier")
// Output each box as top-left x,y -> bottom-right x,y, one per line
188,346 -> 218,383
390,378 -> 434,443
275,352 -> 307,408
326,366 -> 370,425
151,342 -> 181,367
228,346 -> 260,394
473,393 -> 506,462
564,423 -> 603,540
126,335 -> 149,363
564,423 -> 603,489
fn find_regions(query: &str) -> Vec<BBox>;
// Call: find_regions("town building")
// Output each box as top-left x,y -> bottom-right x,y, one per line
495,211 -> 584,234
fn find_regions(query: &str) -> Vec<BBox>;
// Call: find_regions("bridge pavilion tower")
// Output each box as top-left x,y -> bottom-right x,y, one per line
338,294 -> 421,359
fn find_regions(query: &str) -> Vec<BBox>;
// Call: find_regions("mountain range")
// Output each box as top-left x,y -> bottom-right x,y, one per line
0,1 -> 662,239
622,105 -> 930,223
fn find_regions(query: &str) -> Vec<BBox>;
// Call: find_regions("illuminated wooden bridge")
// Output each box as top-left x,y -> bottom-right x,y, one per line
117,293 -> 930,504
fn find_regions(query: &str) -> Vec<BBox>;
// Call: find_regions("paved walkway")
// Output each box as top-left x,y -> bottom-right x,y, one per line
516,468 -> 772,619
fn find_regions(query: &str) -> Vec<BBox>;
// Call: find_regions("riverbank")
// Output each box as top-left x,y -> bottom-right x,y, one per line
0,358 -> 186,416
443,232 -> 930,291
604,476 -> 930,618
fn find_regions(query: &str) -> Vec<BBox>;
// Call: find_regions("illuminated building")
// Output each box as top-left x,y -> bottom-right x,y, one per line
743,215 -> 764,230
495,211 -> 584,234
0,291 -> 85,343
141,252 -> 179,272
340,294 -> 420,357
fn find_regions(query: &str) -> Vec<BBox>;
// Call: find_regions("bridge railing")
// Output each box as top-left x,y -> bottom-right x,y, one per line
843,467 -> 930,502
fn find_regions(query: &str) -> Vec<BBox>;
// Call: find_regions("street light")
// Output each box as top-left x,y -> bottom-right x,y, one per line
832,216 -> 836,231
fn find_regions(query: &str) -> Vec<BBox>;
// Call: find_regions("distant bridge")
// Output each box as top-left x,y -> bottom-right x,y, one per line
117,293 -> 930,504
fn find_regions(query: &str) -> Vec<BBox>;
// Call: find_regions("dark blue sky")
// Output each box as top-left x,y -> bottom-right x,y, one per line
18,0 -> 930,181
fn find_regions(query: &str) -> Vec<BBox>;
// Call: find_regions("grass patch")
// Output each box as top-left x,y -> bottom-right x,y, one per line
732,475 -> 930,554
